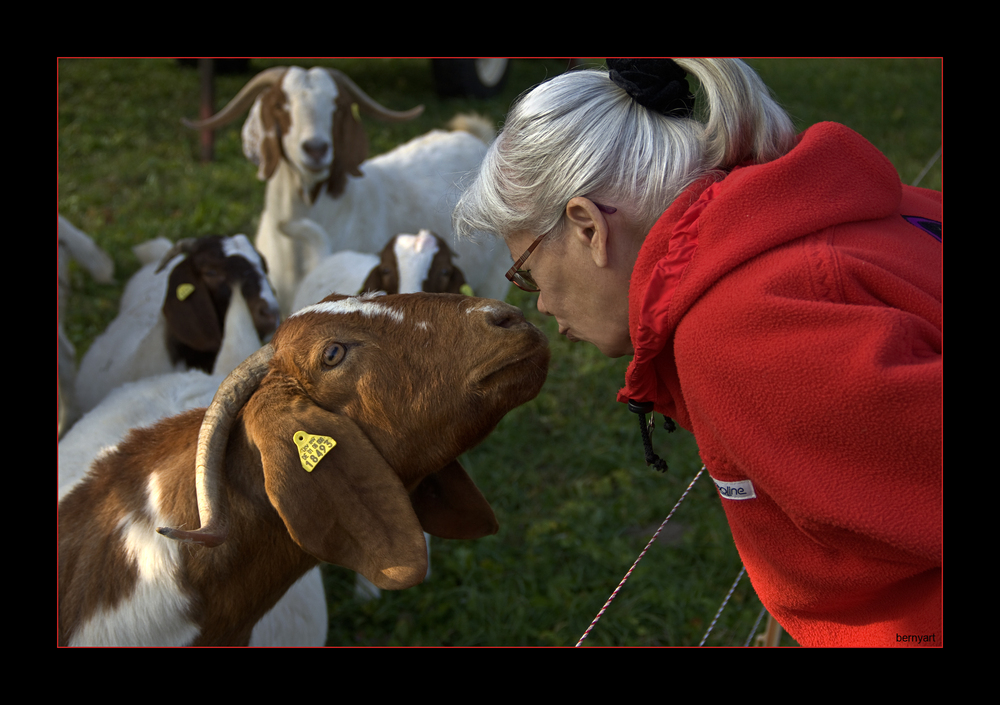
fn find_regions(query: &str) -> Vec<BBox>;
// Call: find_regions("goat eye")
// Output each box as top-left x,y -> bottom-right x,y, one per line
322,343 -> 346,367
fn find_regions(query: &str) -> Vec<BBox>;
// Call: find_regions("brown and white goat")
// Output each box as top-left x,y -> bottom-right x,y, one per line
291,229 -> 470,313
184,65 -> 511,315
58,292 -> 550,646
75,234 -> 279,413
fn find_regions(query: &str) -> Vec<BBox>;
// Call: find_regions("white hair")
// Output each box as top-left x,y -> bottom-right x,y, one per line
453,59 -> 797,244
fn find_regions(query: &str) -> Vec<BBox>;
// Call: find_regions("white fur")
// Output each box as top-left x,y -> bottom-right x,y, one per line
58,215 -> 115,437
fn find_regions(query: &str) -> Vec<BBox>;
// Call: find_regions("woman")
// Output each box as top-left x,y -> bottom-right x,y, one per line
453,59 -> 942,647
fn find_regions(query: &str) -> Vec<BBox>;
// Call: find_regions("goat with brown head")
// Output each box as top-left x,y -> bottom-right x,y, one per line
182,65 -> 511,317
59,292 -> 549,645
185,66 -> 423,202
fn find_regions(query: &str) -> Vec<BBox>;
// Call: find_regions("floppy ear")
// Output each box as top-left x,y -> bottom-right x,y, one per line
327,90 -> 368,198
249,389 -> 428,590
360,264 -> 384,294
256,85 -> 290,181
446,265 -> 469,295
162,258 -> 222,352
410,459 -> 499,539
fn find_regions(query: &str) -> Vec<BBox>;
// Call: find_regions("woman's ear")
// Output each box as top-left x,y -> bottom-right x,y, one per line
564,197 -> 610,268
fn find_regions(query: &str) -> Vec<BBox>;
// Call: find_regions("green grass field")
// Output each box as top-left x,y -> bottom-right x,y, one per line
58,58 -> 941,646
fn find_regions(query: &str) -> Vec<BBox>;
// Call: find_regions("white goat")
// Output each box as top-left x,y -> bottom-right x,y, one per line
75,234 -> 279,414
291,229 -> 470,313
58,292 -> 550,646
58,215 -> 115,436
184,66 -> 511,315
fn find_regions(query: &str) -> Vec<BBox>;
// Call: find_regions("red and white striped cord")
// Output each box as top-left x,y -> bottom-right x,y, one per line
575,466 -> 705,647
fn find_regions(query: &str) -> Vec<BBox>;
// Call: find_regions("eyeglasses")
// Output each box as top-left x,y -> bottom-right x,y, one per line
505,201 -> 617,293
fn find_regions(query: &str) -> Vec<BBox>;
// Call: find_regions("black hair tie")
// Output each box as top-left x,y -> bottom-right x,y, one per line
606,58 -> 695,118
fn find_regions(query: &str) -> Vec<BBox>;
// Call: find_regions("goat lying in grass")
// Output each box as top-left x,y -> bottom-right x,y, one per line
292,229 -> 470,312
75,235 -> 279,414
58,292 -> 549,646
184,66 -> 509,315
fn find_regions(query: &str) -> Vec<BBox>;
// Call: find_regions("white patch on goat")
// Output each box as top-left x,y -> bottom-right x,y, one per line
290,297 -> 404,324
223,234 -> 281,314
466,303 -> 502,316
70,474 -> 199,646
394,230 -> 439,294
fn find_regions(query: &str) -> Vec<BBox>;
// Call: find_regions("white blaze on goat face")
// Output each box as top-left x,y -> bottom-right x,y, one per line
290,294 -> 405,324
394,230 -> 440,294
223,234 -> 281,315
282,67 -> 337,180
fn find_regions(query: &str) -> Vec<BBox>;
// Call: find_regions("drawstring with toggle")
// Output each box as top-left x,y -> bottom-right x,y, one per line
628,399 -> 675,473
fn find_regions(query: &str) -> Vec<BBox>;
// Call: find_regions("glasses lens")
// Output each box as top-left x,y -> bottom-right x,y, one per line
513,270 -> 539,292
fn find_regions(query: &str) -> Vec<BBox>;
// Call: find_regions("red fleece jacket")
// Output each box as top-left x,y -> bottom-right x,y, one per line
618,123 -> 942,647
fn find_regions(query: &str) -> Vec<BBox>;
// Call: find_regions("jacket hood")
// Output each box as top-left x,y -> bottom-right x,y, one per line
618,122 -> 905,418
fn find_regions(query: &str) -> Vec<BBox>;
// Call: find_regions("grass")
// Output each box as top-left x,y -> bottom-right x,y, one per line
58,58 -> 941,646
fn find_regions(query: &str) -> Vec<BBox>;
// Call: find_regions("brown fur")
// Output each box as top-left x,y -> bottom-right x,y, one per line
257,70 -> 291,181
325,78 -> 369,199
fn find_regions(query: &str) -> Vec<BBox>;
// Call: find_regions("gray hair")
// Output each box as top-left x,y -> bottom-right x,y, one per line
453,59 -> 797,244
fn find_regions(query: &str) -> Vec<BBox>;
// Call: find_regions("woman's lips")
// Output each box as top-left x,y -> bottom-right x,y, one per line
559,326 -> 578,342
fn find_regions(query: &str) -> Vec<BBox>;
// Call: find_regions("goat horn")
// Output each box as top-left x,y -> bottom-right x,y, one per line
326,69 -> 424,123
182,66 -> 288,131
154,238 -> 199,273
157,344 -> 275,547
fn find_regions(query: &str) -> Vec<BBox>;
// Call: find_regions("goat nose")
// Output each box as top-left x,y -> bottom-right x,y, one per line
488,304 -> 526,329
302,139 -> 329,161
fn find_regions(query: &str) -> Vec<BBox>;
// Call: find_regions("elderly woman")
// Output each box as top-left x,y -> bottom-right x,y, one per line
454,59 -> 941,647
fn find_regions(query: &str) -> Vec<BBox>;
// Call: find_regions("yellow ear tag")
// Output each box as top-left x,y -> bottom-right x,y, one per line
293,431 -> 337,472
460,284 -> 475,297
351,103 -> 361,122
176,283 -> 195,301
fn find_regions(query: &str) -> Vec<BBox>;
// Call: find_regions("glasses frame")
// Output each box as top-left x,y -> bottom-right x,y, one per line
504,201 -> 617,293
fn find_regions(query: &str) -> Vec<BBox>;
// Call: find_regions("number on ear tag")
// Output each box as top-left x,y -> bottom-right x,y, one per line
176,283 -> 195,301
293,431 -> 337,472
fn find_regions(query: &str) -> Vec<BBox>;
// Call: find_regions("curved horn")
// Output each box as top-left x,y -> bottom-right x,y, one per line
154,237 -> 199,273
157,344 -> 275,546
182,66 -> 289,131
326,68 -> 425,123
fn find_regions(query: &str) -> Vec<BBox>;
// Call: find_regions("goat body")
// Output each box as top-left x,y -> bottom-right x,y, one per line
187,66 -> 510,315
58,292 -> 549,646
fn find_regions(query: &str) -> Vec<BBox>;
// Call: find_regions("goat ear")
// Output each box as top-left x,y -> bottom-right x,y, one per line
257,87 -> 290,181
162,258 -> 223,352
251,392 -> 428,590
360,265 -> 383,295
326,93 -> 368,198
410,459 -> 499,539
447,266 -> 469,296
